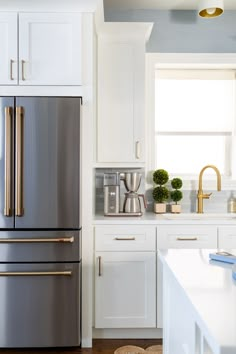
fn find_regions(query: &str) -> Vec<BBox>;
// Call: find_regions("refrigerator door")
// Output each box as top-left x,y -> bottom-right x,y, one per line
15,97 -> 80,229
0,98 -> 14,229
0,262 -> 81,347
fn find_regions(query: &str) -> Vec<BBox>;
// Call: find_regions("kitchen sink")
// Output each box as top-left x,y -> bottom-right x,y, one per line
163,213 -> 236,220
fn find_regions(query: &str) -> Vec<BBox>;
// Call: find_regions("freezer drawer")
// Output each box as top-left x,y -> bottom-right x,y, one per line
0,262 -> 81,347
0,230 -> 81,262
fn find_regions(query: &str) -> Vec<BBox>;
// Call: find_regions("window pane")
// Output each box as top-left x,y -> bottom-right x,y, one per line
155,135 -> 227,175
155,71 -> 234,132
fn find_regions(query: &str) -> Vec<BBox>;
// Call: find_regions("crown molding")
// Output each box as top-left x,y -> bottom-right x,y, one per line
146,53 -> 236,69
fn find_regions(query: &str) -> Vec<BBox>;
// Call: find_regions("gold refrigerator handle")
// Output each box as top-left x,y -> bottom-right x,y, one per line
4,107 -> 12,217
0,271 -> 72,276
0,236 -> 75,243
15,107 -> 24,217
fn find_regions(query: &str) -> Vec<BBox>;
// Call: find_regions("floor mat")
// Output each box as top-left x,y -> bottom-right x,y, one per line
114,344 -> 162,354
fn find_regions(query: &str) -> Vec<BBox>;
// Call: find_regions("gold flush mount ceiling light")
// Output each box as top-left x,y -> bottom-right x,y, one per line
198,0 -> 224,18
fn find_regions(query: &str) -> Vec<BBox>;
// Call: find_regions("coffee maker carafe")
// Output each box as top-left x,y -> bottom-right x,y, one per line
120,172 -> 147,215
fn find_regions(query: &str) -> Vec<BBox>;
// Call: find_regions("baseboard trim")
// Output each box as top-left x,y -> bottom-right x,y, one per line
93,328 -> 162,339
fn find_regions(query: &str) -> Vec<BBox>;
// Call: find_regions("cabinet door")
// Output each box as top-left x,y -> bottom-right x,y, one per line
97,41 -> 145,163
19,13 -> 82,85
0,13 -> 17,85
95,252 -> 156,328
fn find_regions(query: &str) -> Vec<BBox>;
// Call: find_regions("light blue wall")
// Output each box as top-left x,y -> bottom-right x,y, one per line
104,9 -> 236,53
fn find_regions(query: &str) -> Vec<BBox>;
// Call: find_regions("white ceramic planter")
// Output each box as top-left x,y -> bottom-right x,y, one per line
154,203 -> 167,214
171,204 -> 181,214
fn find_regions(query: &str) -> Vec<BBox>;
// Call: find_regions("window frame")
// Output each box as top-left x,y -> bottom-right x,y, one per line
145,53 -> 236,190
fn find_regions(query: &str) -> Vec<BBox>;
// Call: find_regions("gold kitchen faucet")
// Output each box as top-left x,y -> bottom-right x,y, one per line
197,165 -> 221,213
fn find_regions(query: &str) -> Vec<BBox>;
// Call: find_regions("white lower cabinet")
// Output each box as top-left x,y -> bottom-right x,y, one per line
94,223 -> 220,331
94,226 -> 156,328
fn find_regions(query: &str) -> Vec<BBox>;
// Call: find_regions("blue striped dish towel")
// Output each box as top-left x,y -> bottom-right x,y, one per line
209,251 -> 236,264
233,264 -> 236,281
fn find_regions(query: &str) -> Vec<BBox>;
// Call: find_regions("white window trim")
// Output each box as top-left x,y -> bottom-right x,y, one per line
145,53 -> 236,191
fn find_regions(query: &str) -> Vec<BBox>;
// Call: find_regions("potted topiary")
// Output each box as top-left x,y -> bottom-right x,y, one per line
152,169 -> 169,213
170,177 -> 183,213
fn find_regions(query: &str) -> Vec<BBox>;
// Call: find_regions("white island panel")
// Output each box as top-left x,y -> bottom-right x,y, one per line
159,249 -> 236,354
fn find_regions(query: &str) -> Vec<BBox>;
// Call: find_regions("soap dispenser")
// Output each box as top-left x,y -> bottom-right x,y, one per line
228,193 -> 236,213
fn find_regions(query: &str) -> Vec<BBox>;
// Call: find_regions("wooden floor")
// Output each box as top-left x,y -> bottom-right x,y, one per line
0,339 -> 163,354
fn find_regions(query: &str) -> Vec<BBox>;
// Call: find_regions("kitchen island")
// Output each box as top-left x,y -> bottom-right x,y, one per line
159,249 -> 236,354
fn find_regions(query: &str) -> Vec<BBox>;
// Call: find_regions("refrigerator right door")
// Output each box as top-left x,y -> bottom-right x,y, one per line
0,97 -> 14,229
15,97 -> 80,229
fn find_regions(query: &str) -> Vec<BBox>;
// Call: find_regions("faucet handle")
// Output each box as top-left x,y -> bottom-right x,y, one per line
202,192 -> 212,199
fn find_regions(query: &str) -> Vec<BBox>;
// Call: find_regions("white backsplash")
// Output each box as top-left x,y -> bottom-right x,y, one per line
95,169 -> 236,214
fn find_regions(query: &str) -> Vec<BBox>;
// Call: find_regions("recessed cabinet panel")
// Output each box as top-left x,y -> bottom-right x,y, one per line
95,251 -> 156,328
218,226 -> 236,248
19,13 -> 82,85
97,39 -> 145,164
0,13 -> 17,85
98,42 -> 134,162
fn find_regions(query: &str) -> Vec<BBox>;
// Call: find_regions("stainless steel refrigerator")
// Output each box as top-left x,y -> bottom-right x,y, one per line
0,97 -> 81,347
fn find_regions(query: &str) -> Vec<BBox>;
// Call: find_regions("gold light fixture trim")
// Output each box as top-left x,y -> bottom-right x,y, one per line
198,0 -> 224,18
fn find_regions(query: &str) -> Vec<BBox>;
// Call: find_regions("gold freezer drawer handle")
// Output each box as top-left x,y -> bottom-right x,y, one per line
0,271 -> 72,276
0,236 -> 75,243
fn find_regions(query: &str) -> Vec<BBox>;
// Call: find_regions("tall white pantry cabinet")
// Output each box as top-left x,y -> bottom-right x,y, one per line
0,12 -> 82,85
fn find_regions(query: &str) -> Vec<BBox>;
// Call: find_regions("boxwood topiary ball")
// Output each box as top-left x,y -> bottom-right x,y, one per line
153,169 -> 169,186
171,178 -> 183,190
170,190 -> 183,203
153,186 -> 169,203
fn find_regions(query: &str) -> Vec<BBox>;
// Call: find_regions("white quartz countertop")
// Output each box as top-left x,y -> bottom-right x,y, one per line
94,212 -> 236,225
159,249 -> 236,354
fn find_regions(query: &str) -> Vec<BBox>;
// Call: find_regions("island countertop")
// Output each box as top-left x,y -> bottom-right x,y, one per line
159,249 -> 236,354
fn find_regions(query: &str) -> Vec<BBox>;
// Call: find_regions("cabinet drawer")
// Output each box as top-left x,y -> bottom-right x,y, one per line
157,225 -> 217,249
95,226 -> 156,251
218,226 -> 236,248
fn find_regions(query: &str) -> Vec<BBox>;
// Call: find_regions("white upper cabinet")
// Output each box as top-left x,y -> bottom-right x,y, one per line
19,13 -> 82,85
0,13 -> 17,85
0,12 -> 82,86
97,23 -> 153,165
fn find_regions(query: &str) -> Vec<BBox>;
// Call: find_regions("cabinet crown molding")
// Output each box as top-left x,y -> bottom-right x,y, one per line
98,22 -> 153,42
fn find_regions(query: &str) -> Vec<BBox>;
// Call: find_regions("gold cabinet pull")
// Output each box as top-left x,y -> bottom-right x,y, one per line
4,107 -> 12,217
176,237 -> 198,241
10,60 -> 14,81
98,256 -> 102,276
135,141 -> 141,159
0,236 -> 74,243
21,60 -> 26,81
114,237 -> 136,241
0,271 -> 72,276
15,107 -> 24,217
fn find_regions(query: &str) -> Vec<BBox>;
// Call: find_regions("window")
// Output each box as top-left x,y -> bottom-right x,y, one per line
155,69 -> 235,177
